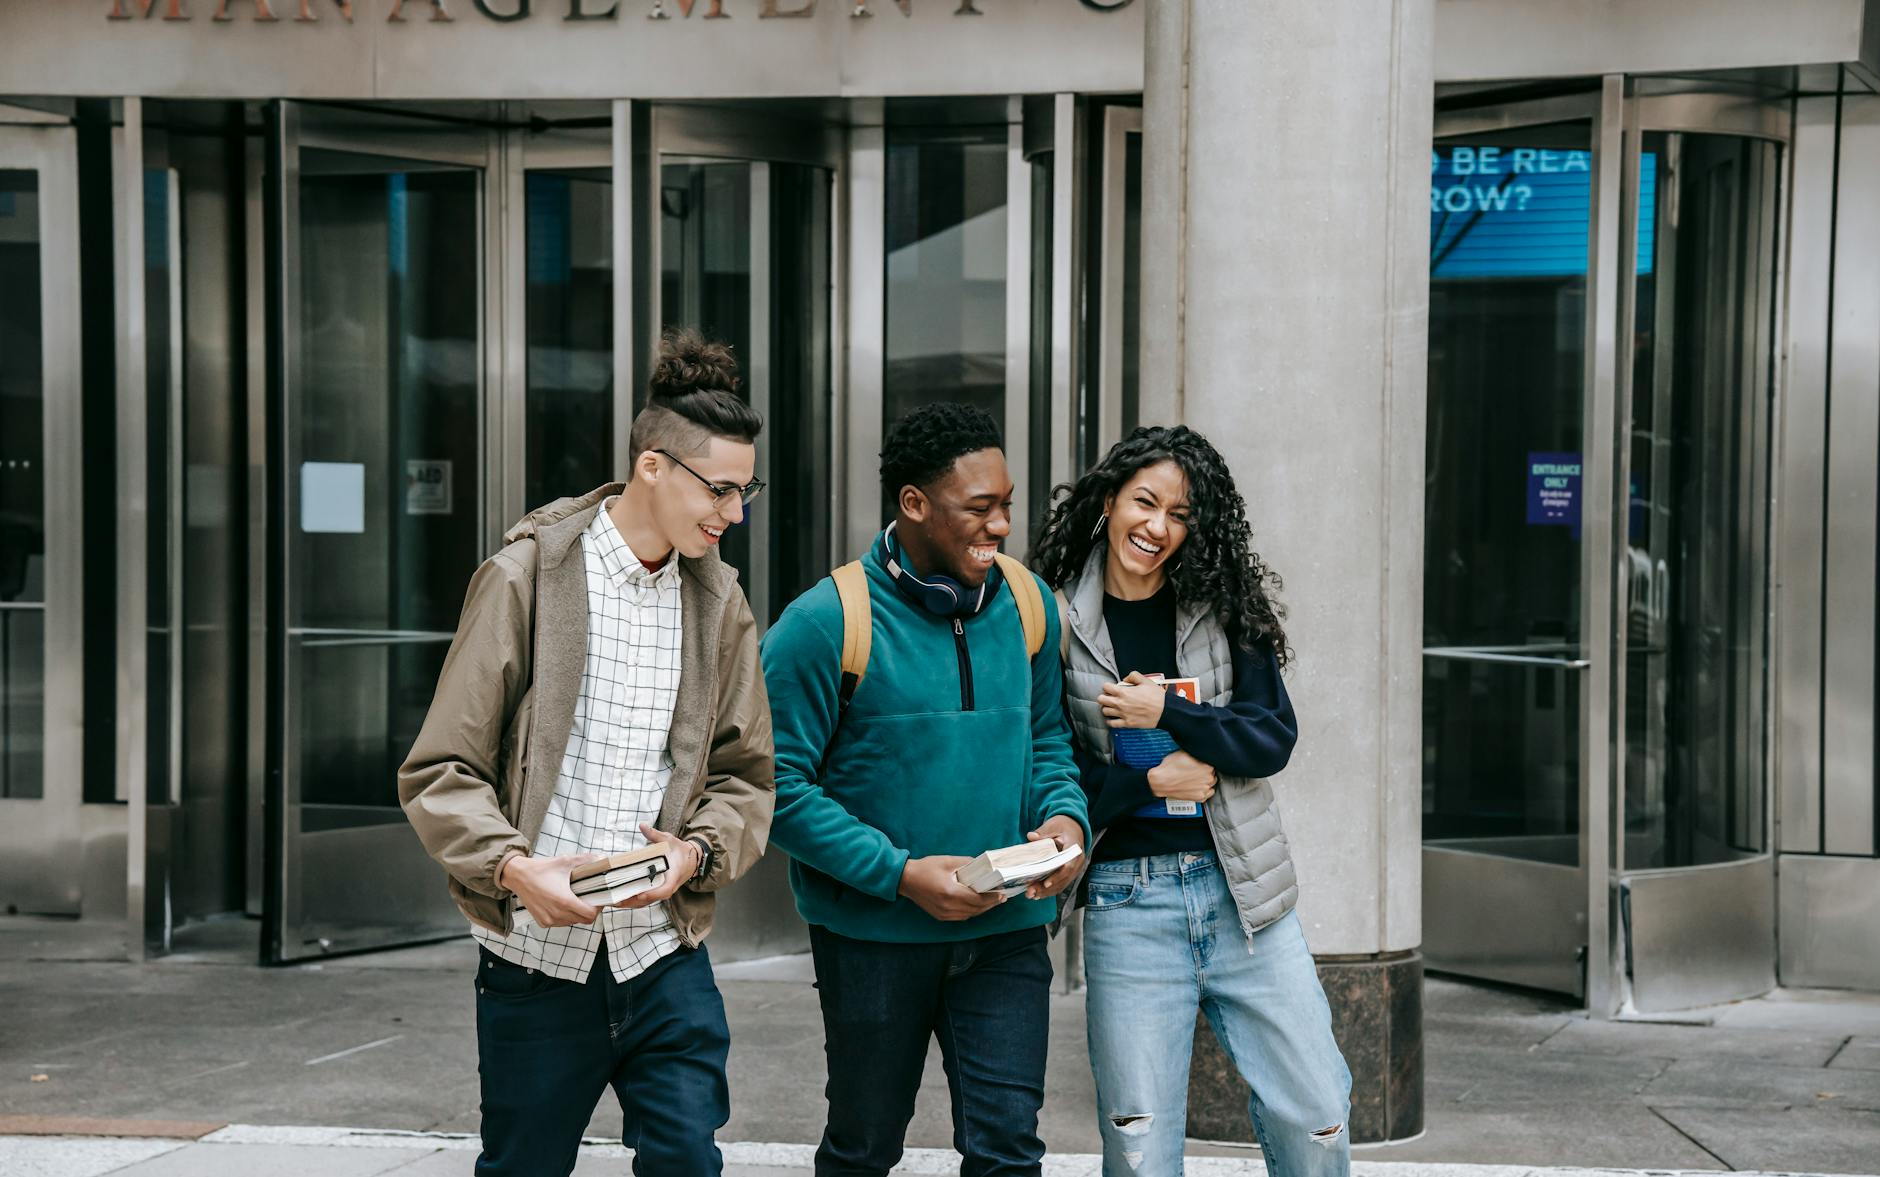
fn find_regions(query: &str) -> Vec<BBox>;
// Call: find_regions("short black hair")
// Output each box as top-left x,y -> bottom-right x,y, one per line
879,402 -> 1003,496
628,327 -> 764,461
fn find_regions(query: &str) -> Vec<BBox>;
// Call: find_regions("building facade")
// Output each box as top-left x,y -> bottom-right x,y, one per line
3,0 -> 1880,1144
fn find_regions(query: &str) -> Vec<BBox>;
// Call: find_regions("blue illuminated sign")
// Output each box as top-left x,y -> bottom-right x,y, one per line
1527,452 -> 1582,534
1431,147 -> 1656,279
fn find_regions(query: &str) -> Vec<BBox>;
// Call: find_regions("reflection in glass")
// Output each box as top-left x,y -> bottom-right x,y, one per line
661,161 -> 755,579
765,164 -> 834,624
295,157 -> 481,825
1623,134 -> 1777,869
660,159 -> 834,621
526,170 -> 613,508
144,168 -> 174,808
1119,130 -> 1141,438
1422,658 -> 1581,859
883,129 -> 1008,523
1422,126 -> 1592,857
0,170 -> 44,799
1027,149 -> 1053,524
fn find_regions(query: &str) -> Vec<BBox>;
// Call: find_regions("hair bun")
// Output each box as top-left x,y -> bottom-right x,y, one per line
651,326 -> 740,401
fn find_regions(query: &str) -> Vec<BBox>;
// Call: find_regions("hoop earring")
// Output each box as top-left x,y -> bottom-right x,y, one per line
1089,513 -> 1109,542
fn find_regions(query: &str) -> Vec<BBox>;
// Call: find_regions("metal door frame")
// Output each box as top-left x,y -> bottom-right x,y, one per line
1423,84 -> 1620,1006
1605,89 -> 1790,1013
1095,103 -> 1141,457
262,100 -> 499,964
0,123 -> 84,917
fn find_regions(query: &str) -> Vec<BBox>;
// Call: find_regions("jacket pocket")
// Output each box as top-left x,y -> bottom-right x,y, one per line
499,689 -> 534,825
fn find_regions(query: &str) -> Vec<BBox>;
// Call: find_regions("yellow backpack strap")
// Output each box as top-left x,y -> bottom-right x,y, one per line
831,561 -> 872,712
992,553 -> 1047,660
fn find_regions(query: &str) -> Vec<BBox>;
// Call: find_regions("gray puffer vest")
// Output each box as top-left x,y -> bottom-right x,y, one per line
1057,547 -> 1299,946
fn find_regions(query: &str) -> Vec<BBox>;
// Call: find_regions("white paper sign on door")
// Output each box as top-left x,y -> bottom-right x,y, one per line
300,462 -> 366,534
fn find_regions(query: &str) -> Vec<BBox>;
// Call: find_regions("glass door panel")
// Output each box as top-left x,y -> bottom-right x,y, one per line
1623,133 -> 1777,871
660,159 -> 755,588
1424,122 -> 1594,858
1,167 -> 47,805
1613,127 -> 1781,1012
270,123 -> 486,961
659,154 -> 833,627
1422,119 -> 1597,996
882,128 -> 1009,525
525,168 -> 614,508
0,127 -> 82,917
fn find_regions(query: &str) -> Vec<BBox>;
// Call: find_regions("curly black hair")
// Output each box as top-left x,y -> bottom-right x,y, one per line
1028,425 -> 1292,667
879,402 -> 1004,497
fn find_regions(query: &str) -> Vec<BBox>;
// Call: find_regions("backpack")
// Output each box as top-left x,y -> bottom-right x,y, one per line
830,553 -> 1048,713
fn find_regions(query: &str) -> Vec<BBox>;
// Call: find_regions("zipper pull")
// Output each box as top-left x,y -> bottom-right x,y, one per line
953,619 -> 964,636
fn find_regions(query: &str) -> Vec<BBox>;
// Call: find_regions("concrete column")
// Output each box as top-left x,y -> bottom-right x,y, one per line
1140,0 -> 1434,1144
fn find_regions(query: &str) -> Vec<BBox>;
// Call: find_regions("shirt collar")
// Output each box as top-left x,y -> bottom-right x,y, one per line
588,497 -> 679,591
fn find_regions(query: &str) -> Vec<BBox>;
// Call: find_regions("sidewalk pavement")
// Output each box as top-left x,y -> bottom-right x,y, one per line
2,1124 -> 1871,1177
4,915 -> 1879,1175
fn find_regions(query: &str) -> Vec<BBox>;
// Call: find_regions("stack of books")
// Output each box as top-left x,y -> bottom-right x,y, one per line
955,841 -> 1084,897
567,845 -> 672,906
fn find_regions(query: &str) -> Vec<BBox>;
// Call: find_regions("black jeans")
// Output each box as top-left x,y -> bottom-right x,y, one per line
474,943 -> 730,1177
809,924 -> 1053,1177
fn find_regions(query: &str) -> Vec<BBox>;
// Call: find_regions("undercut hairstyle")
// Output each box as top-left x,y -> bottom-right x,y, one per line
627,327 -> 764,462
1028,425 -> 1292,666
879,402 -> 1003,498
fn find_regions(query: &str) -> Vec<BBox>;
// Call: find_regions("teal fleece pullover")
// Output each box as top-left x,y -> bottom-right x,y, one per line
760,532 -> 1090,943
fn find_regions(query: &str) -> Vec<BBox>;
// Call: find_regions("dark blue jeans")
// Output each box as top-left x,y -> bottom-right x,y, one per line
474,943 -> 730,1177
809,924 -> 1053,1177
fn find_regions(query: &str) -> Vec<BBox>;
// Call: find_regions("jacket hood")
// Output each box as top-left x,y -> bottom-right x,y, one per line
502,482 -> 738,596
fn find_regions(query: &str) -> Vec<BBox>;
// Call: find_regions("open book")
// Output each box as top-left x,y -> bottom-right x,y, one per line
566,845 -> 672,907
954,840 -> 1084,897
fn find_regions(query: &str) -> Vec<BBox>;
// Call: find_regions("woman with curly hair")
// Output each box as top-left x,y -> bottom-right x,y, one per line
1029,425 -> 1351,1177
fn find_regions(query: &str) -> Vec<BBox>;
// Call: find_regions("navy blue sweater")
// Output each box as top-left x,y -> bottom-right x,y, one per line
1075,589 -> 1297,859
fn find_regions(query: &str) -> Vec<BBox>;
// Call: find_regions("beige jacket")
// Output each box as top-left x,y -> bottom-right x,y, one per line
397,484 -> 776,944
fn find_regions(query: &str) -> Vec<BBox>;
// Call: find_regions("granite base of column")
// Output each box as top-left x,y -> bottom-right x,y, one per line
1186,949 -> 1423,1144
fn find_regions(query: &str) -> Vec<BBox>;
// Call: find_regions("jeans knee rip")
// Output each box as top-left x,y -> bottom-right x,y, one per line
1310,1122 -> 1345,1145
1108,1112 -> 1153,1168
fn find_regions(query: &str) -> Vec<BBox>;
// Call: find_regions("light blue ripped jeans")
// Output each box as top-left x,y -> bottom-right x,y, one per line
1082,851 -> 1352,1177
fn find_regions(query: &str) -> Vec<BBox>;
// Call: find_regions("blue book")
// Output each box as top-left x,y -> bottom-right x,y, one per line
1110,677 -> 1205,820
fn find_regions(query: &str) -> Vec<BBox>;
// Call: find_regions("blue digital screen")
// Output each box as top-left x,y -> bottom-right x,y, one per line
1430,146 -> 1656,279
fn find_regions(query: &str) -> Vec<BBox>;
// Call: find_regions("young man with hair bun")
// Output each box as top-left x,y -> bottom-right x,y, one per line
762,401 -> 1090,1177
399,327 -> 776,1177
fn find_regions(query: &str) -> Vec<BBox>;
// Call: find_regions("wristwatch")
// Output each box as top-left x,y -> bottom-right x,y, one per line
686,836 -> 713,883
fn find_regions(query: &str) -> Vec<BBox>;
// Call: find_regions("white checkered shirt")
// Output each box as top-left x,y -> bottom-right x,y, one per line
472,499 -> 686,983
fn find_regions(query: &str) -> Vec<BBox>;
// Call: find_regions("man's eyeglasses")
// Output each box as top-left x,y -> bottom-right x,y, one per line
655,449 -> 767,507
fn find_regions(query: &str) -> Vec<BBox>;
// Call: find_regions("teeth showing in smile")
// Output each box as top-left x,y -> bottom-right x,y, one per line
969,544 -> 997,565
1128,535 -> 1163,557
701,524 -> 725,538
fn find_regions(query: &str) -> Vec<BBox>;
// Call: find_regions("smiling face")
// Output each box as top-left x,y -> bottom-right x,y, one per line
637,435 -> 757,560
897,446 -> 1014,590
1103,459 -> 1191,593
